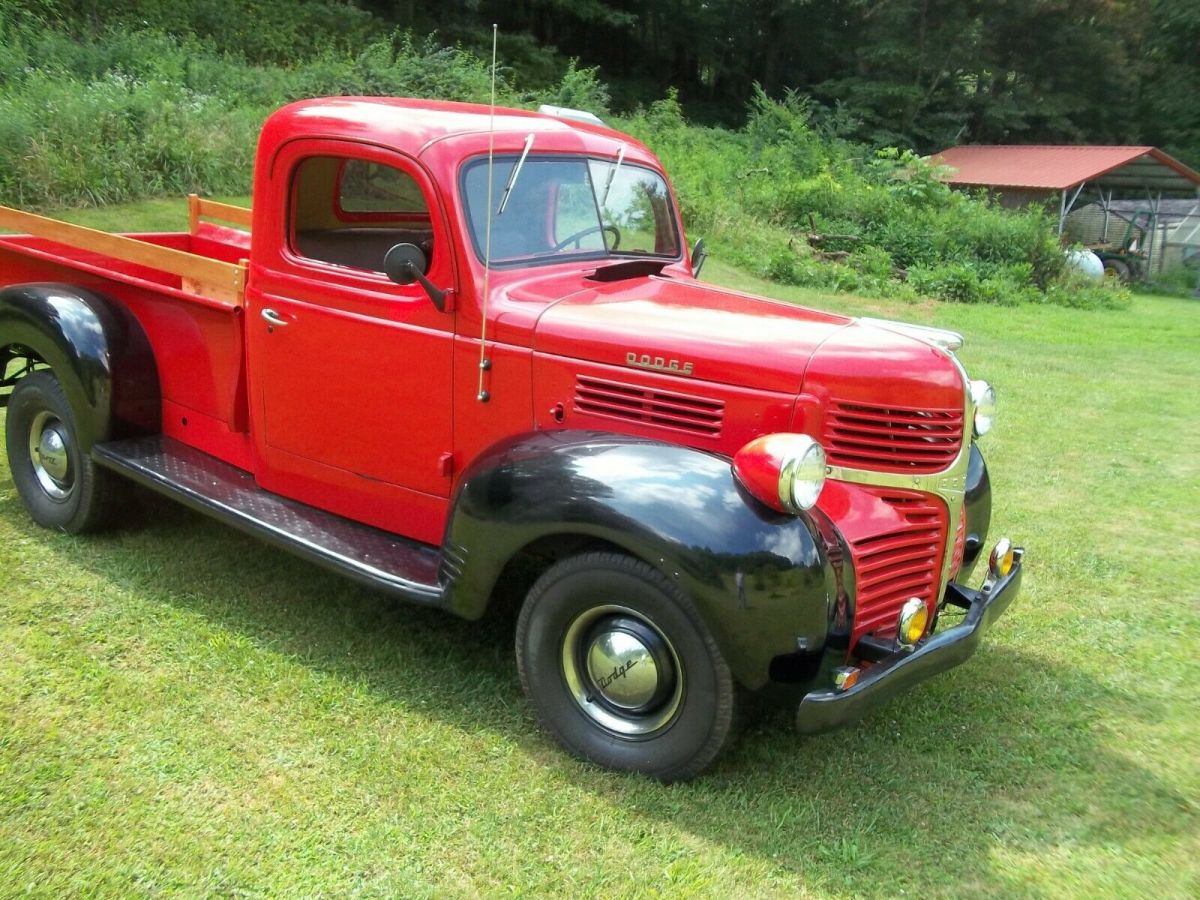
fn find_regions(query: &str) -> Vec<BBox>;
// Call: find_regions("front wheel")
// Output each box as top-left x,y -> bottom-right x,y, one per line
5,371 -> 118,533
516,552 -> 737,781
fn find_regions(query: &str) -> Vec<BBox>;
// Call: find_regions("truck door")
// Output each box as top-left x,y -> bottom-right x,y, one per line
246,140 -> 456,530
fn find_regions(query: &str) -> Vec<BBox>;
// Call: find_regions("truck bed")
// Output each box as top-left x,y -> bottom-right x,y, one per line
0,197 -> 257,469
0,196 -> 251,306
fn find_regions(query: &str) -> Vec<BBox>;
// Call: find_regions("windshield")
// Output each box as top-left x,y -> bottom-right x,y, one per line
462,156 -> 681,266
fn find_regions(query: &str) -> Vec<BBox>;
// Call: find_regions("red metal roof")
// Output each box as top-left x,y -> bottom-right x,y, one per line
932,145 -> 1200,192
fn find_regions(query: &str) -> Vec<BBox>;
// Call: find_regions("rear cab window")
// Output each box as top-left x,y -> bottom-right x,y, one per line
290,156 -> 435,274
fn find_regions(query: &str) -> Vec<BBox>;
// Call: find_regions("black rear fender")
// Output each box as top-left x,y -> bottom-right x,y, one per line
0,283 -> 159,445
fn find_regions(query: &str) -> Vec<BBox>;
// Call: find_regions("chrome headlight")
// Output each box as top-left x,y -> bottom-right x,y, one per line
732,434 -> 827,514
778,435 -> 827,512
970,380 -> 996,437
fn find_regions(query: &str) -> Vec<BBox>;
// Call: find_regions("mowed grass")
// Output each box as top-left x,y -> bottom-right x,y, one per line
2,204 -> 1199,897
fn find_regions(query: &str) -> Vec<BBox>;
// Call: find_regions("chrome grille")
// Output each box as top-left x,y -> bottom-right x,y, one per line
824,401 -> 963,473
850,490 -> 947,644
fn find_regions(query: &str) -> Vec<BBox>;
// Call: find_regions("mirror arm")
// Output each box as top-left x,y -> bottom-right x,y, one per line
405,263 -> 447,312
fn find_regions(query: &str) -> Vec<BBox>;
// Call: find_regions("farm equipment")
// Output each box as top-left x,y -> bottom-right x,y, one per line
1088,209 -> 1153,282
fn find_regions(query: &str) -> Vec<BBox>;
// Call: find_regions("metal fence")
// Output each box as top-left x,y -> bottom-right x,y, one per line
1066,199 -> 1200,278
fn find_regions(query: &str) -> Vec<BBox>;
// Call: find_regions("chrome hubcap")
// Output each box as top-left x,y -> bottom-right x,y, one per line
562,605 -> 683,737
586,626 -> 659,709
28,411 -> 74,501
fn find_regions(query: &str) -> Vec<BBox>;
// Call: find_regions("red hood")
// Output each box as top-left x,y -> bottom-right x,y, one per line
529,274 -> 852,394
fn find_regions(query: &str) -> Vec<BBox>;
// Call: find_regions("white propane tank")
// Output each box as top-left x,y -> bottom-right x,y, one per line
1064,248 -> 1104,280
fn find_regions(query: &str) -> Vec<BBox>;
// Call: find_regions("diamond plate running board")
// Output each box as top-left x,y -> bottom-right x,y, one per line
93,436 -> 444,605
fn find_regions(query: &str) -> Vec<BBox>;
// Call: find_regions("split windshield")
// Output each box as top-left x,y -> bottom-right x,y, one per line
462,155 -> 681,266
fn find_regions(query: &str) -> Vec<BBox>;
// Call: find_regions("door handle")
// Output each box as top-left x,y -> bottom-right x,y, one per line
261,308 -> 288,327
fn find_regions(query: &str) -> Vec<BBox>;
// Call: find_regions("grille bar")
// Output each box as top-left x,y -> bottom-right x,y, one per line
574,376 -> 724,437
830,418 -> 959,438
849,490 -> 948,648
824,401 -> 963,473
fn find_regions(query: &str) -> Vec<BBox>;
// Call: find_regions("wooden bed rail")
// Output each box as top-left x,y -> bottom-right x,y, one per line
187,194 -> 253,233
0,203 -> 246,307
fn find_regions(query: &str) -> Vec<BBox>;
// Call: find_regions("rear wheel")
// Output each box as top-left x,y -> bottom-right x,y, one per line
1102,258 -> 1131,283
5,371 -> 118,533
516,552 -> 737,781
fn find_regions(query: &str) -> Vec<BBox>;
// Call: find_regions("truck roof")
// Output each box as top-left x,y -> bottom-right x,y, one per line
263,97 -> 652,161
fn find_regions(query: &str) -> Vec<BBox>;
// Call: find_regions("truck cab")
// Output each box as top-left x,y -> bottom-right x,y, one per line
0,98 -> 1023,780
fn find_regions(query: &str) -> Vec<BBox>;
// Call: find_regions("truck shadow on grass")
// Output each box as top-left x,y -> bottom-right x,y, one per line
13,488 -> 1197,895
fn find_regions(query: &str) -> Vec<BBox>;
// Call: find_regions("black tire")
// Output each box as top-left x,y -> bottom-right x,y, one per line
516,551 -> 737,781
1103,258 -> 1131,283
5,371 -> 118,533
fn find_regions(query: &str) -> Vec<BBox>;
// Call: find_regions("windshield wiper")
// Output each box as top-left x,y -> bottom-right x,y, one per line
497,133 -> 535,216
600,142 -> 626,207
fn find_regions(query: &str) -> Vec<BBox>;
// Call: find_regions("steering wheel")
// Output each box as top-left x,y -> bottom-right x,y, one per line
552,224 -> 621,252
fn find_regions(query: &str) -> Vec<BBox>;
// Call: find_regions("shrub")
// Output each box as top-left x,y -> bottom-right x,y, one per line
0,5 -> 1121,311
539,59 -> 611,117
623,89 -> 1110,309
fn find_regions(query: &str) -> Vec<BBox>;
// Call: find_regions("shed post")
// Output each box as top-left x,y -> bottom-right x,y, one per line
1144,190 -> 1162,277
1058,183 -> 1086,237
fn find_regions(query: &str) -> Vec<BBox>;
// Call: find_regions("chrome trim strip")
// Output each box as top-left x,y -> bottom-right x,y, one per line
858,317 -> 964,352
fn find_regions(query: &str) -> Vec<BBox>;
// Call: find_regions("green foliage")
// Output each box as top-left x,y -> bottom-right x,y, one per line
0,22 -> 521,207
11,0 -> 383,65
866,148 -> 954,208
8,0 -> 1197,166
0,5 -> 1130,309
538,59 -> 611,117
1119,264 -> 1199,299
285,33 -> 507,104
626,90 -> 1119,308
0,68 -> 260,206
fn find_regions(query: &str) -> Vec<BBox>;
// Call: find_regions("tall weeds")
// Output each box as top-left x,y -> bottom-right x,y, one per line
0,2 -> 1126,308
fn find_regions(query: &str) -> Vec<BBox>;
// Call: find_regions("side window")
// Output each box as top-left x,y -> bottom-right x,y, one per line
290,155 -> 434,274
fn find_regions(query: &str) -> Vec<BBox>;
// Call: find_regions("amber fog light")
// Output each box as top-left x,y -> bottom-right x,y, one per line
989,537 -> 1015,579
897,597 -> 929,648
833,666 -> 861,691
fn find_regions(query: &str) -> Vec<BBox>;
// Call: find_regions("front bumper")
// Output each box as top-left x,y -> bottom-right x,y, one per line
795,548 -> 1024,733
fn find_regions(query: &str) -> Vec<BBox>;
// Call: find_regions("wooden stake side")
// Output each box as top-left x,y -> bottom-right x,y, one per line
191,197 -> 253,232
0,203 -> 244,307
187,193 -> 201,235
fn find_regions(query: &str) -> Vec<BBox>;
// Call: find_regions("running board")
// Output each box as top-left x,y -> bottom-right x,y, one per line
93,435 -> 445,605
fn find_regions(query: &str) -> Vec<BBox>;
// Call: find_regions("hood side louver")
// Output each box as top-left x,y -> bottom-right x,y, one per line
574,375 -> 724,437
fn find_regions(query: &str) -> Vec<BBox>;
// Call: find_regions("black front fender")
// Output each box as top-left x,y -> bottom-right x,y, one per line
0,283 -> 159,446
443,431 -> 838,689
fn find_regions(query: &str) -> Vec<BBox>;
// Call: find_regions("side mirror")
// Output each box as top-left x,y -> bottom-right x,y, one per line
690,237 -> 708,278
384,243 -> 446,312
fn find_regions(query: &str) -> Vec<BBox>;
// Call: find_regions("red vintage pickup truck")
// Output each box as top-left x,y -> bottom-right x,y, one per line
0,98 -> 1022,780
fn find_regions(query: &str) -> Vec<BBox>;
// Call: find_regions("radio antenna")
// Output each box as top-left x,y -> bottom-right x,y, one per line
477,23 -> 498,403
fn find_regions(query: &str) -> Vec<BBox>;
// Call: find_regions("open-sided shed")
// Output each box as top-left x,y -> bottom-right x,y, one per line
932,145 -> 1200,274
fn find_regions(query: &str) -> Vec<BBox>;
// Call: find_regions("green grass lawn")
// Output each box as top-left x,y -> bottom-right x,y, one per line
2,203 -> 1198,897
